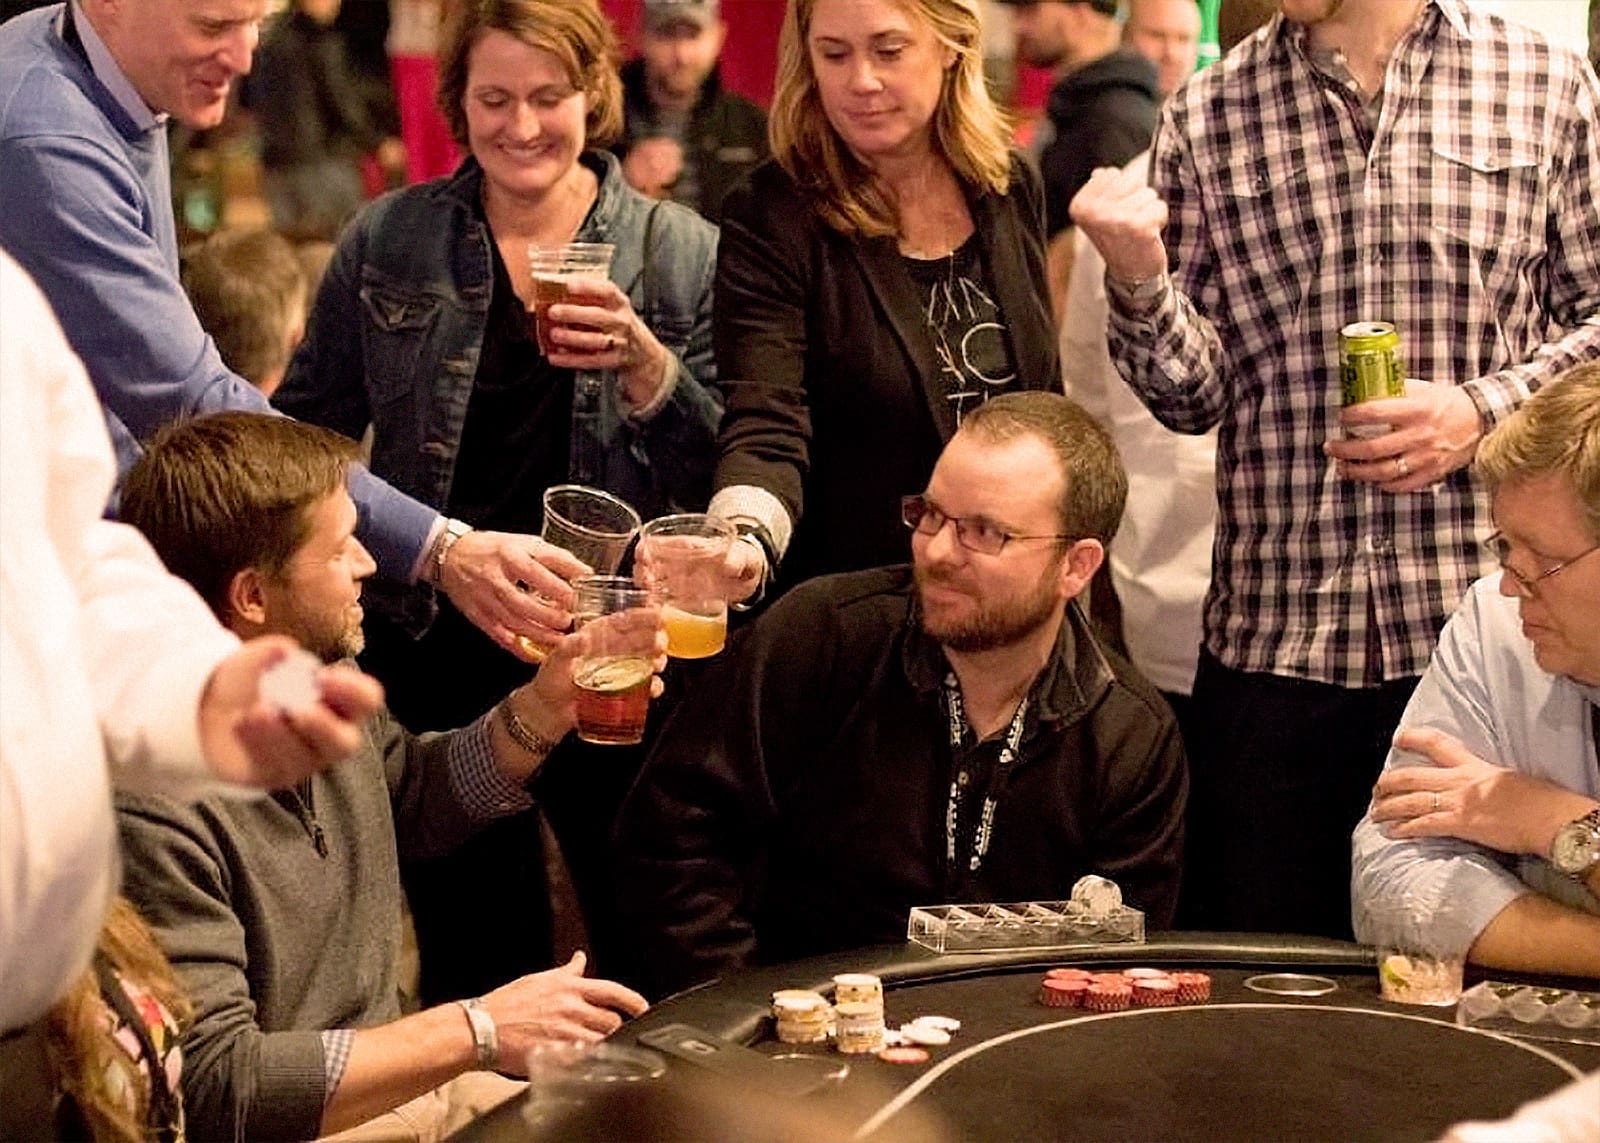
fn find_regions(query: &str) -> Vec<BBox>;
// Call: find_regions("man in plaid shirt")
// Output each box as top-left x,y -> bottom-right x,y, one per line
1072,0 -> 1600,938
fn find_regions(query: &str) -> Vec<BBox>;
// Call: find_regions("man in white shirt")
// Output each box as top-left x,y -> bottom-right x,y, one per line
1352,365 -> 1600,978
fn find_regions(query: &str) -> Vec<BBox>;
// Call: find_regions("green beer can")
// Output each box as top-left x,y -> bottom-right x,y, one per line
1340,321 -> 1406,407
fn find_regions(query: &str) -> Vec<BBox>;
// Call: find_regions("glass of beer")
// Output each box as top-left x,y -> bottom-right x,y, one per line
636,514 -> 736,659
529,243 -> 615,357
514,485 -> 641,663
569,576 -> 658,746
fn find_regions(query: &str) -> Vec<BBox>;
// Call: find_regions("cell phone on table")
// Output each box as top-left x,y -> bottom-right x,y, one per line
635,1023 -> 841,1099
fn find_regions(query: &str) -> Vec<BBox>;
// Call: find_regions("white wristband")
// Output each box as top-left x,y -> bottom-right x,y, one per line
458,996 -> 498,1070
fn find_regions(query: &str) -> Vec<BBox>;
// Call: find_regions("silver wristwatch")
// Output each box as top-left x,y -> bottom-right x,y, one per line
1549,807 -> 1600,879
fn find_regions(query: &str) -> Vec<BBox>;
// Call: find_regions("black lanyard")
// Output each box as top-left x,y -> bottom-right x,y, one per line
93,953 -> 183,1143
942,672 -> 1029,881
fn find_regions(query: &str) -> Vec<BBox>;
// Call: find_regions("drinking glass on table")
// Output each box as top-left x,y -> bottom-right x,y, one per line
1371,891 -> 1465,1007
569,576 -> 658,746
635,514 -> 736,659
515,485 -> 642,662
529,243 -> 615,357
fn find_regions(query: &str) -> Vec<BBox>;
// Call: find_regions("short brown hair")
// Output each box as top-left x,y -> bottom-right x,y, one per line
119,413 -> 361,618
181,228 -> 306,388
437,0 -> 623,152
958,392 -> 1128,544
1475,364 -> 1600,541
770,0 -> 1012,239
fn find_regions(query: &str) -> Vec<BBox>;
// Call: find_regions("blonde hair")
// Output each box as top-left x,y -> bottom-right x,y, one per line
769,0 -> 1012,238
44,898 -> 192,1143
438,0 -> 623,152
1475,363 -> 1600,540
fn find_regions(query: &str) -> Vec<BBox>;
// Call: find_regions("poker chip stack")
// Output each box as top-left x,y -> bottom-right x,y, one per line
1172,971 -> 1213,1004
1038,967 -> 1093,1008
832,974 -> 886,1055
771,989 -> 832,1045
1083,976 -> 1133,1012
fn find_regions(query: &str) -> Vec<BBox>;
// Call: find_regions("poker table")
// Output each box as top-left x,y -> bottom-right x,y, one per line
450,934 -> 1600,1142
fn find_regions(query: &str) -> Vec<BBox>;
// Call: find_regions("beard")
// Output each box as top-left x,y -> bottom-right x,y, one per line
296,605 -> 366,664
915,564 -> 1063,654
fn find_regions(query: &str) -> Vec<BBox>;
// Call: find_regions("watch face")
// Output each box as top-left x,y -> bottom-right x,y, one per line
1553,823 -> 1600,873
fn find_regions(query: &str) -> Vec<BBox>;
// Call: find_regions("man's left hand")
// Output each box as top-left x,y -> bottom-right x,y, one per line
1370,727 -> 1597,857
1325,379 -> 1483,492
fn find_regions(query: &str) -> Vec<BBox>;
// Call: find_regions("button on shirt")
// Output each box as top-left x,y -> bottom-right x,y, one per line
1106,0 -> 1600,687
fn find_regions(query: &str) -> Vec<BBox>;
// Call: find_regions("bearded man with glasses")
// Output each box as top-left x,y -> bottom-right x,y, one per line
1353,364 -> 1600,979
612,392 -> 1186,997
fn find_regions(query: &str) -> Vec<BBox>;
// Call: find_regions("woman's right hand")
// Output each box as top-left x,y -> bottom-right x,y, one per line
438,531 -> 591,659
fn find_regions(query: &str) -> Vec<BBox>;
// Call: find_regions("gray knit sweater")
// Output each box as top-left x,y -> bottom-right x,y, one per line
116,710 -> 497,1141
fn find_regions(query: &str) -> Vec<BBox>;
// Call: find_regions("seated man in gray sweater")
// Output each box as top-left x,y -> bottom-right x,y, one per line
114,413 -> 652,1141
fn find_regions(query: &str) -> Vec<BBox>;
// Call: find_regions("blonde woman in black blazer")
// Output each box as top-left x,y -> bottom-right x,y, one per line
706,0 -> 1058,599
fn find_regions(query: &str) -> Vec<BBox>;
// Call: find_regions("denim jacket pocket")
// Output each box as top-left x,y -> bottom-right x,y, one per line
359,278 -> 444,409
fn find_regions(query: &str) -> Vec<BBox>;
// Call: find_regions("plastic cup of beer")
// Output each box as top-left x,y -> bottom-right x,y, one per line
529,242 -> 615,357
569,576 -> 657,746
514,485 -> 641,663
636,514 -> 735,659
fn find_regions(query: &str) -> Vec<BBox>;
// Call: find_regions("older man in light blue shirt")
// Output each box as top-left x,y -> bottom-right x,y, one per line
1352,366 -> 1600,979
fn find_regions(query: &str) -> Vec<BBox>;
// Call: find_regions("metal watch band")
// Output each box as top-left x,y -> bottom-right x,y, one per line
458,997 -> 498,1070
429,518 -> 472,586
1564,807 -> 1600,878
497,699 -> 558,758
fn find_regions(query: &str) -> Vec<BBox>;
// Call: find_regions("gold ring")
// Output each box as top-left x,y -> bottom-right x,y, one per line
1431,791 -> 1441,813
606,333 -> 617,352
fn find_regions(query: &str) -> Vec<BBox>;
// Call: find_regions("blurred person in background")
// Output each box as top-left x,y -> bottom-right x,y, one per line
615,0 -> 767,223
1122,0 -> 1201,98
245,0 -> 407,240
273,0 -> 719,1003
707,0 -> 1058,608
182,227 -> 308,397
1001,0 -> 1158,238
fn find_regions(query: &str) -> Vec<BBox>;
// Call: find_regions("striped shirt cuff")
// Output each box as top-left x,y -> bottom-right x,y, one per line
708,484 -> 793,560
449,714 -> 537,821
321,1029 -> 355,1105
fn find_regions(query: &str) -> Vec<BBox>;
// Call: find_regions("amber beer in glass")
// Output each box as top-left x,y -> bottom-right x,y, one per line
529,243 -> 615,357
636,514 -> 736,659
569,576 -> 657,745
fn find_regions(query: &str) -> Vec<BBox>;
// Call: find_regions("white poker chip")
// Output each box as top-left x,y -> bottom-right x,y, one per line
881,1027 -> 907,1047
900,1023 -> 951,1047
909,1015 -> 961,1033
1070,874 -> 1123,918
259,648 -> 322,714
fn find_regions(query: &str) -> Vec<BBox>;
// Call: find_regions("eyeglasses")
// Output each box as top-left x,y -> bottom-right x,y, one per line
900,495 -> 1073,557
1484,530 -> 1600,598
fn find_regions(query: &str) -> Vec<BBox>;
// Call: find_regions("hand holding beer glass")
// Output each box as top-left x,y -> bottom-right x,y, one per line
513,485 -> 642,664
529,242 -> 671,408
569,576 -> 663,746
635,514 -> 736,659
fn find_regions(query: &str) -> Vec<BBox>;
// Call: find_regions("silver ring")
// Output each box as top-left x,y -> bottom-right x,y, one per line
605,333 -> 617,352
1396,455 -> 1410,478
1431,791 -> 1441,813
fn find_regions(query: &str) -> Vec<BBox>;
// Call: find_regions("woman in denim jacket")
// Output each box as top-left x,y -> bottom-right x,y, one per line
276,0 -> 718,731
273,0 -> 718,1002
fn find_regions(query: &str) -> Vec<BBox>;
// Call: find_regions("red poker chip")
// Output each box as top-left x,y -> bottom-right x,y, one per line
1133,978 -> 1179,1006
1089,972 -> 1128,987
1045,967 -> 1093,983
1038,978 -> 1087,1007
1172,971 -> 1212,1003
1084,981 -> 1132,1012
878,1046 -> 930,1064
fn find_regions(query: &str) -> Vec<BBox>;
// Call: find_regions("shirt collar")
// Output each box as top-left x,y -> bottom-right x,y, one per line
1276,0 -> 1459,56
66,0 -> 167,133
